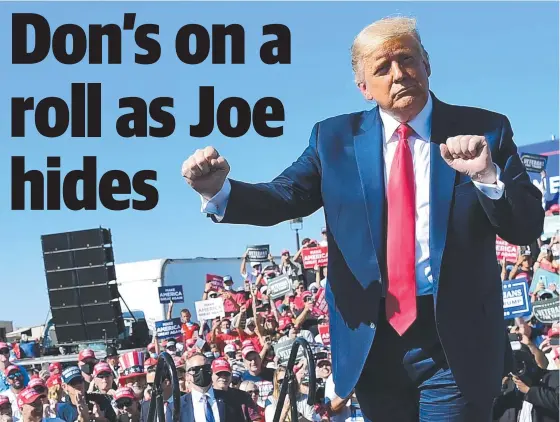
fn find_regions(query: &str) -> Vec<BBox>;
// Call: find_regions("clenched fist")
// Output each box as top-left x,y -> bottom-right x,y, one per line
181,146 -> 230,199
440,135 -> 497,184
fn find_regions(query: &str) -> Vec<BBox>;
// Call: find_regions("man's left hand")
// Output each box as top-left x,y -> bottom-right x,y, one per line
440,135 -> 497,184
512,376 -> 531,394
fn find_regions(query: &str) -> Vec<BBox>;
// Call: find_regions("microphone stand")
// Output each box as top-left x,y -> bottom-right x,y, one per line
273,338 -> 317,422
146,352 -> 181,422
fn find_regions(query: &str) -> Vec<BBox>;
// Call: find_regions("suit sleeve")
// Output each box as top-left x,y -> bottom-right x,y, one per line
215,123 -> 323,226
476,116 -> 544,245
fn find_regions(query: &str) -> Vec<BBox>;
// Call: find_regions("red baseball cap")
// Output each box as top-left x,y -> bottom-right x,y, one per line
278,317 -> 293,331
144,358 -> 158,371
49,362 -> 62,374
28,378 -> 47,389
242,346 -> 258,359
114,387 -> 136,401
281,249 -> 290,255
78,349 -> 96,362
211,358 -> 231,374
548,327 -> 560,337
0,395 -> 10,406
93,362 -> 113,377
301,291 -> 313,300
46,375 -> 61,388
4,365 -> 20,377
17,387 -> 45,408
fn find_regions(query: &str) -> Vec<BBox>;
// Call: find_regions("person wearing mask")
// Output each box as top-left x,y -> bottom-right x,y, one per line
0,394 -> 12,422
104,347 -> 120,383
164,340 -> 178,357
0,366 -> 27,421
118,352 -> 147,402
113,387 -> 141,422
0,345 -> 29,394
77,350 -> 98,392
166,353 -> 252,422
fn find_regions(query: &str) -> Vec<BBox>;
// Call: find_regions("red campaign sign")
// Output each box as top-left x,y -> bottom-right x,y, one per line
206,274 -> 224,291
312,288 -> 328,316
496,236 -> 520,262
301,246 -> 328,269
318,324 -> 330,345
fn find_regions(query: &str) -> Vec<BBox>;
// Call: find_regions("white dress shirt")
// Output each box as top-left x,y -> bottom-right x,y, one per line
191,387 -> 220,422
201,96 -> 505,295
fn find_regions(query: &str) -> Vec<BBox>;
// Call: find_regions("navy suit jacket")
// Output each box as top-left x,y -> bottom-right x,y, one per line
213,92 -> 544,405
165,388 -> 253,422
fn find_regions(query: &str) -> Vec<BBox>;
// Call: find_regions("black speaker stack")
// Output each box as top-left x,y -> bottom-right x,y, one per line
41,228 -> 125,344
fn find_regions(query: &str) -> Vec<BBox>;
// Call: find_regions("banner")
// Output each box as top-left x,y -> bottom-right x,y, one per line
532,298 -> 560,324
312,288 -> 328,315
206,274 -> 224,291
195,298 -> 226,321
502,279 -> 532,319
301,246 -> 328,269
267,274 -> 293,299
521,153 -> 548,173
155,318 -> 182,339
158,285 -> 184,303
529,268 -> 559,294
318,324 -> 330,345
496,236 -> 520,262
246,244 -> 270,262
273,338 -> 304,365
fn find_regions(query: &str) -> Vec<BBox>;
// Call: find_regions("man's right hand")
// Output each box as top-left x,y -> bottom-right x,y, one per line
181,146 -> 230,199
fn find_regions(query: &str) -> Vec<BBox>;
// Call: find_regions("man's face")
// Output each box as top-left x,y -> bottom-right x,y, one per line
125,375 -> 147,399
8,372 -> 24,390
181,311 -> 191,323
0,347 -> 9,363
65,378 -> 85,396
107,356 -> 119,367
212,371 -> 231,390
246,322 -> 256,333
22,397 -> 44,421
220,321 -> 231,332
115,397 -> 139,418
358,34 -> 430,121
316,361 -> 332,379
244,353 -> 262,374
95,372 -> 114,391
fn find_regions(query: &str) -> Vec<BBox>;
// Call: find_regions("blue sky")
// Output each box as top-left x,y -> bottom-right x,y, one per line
1,1 -> 558,328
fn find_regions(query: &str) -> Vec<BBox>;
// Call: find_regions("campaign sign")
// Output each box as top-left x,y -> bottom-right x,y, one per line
246,245 -> 270,262
195,298 -> 226,322
267,274 -> 292,299
158,285 -> 184,304
274,338 -> 305,365
318,324 -> 330,345
521,153 -> 548,173
496,236 -> 520,262
502,279 -> 531,318
529,268 -> 559,294
312,288 -> 328,316
301,246 -> 328,269
532,298 -> 560,324
206,274 -> 224,291
155,318 -> 182,340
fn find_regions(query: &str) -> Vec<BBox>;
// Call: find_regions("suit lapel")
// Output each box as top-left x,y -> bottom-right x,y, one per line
215,390 -> 226,422
184,394 -> 195,422
353,108 -> 386,287
429,93 -> 457,301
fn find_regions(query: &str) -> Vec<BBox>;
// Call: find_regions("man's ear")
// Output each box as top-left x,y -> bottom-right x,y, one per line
357,82 -> 373,101
424,60 -> 431,78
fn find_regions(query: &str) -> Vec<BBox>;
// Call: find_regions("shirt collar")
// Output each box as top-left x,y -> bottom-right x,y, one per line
379,93 -> 432,143
192,387 -> 215,402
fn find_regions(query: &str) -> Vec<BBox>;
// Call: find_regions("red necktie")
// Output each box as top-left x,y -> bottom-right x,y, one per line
386,123 -> 417,335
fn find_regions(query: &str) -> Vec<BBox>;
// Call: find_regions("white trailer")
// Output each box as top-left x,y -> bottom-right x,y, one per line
115,257 -> 255,331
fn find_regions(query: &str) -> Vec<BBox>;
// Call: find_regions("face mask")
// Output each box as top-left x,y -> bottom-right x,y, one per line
213,352 -> 220,358
224,285 -> 232,291
167,350 -> 176,356
192,368 -> 213,388
131,385 -> 145,398
222,329 -> 231,335
80,364 -> 92,375
150,353 -> 158,360
226,352 -> 236,359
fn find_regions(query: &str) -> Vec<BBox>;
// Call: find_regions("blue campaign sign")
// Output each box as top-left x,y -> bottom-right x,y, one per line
529,268 -> 559,294
502,279 -> 532,319
158,285 -> 184,304
155,318 -> 182,339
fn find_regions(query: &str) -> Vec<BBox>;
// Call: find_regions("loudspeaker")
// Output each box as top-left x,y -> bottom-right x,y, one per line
42,227 -> 124,345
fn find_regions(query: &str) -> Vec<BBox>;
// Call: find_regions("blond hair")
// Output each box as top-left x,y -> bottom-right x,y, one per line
351,16 -> 429,85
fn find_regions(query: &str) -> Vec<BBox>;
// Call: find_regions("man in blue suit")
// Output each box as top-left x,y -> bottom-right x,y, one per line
181,16 -> 544,422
